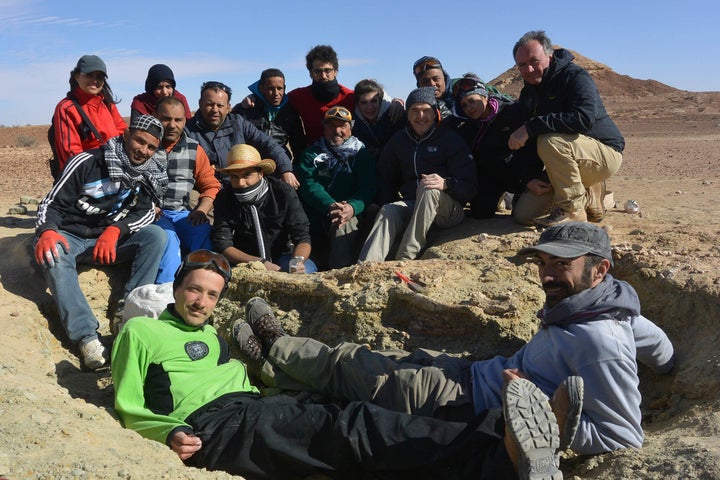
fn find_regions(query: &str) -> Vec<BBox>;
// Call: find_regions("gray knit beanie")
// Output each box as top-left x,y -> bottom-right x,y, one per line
405,87 -> 437,110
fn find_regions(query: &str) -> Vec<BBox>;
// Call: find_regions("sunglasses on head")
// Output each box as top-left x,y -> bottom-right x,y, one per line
201,81 -> 233,97
325,106 -> 352,122
183,249 -> 232,283
413,57 -> 442,77
452,77 -> 485,97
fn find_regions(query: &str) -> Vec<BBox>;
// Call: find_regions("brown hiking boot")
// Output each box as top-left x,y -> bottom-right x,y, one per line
245,297 -> 287,351
585,181 -> 606,223
534,207 -> 587,228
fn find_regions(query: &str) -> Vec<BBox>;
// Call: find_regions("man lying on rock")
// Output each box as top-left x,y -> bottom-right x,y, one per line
235,222 -> 675,457
112,249 -> 572,479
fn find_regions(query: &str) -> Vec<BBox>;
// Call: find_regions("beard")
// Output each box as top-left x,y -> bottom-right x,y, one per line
543,269 -> 594,308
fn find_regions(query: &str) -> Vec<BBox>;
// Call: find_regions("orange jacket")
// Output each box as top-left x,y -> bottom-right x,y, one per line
52,87 -> 127,171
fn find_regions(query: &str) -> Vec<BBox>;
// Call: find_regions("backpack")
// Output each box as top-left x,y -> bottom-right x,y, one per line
47,95 -> 101,181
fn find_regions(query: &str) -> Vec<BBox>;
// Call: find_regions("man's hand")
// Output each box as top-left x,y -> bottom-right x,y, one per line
35,230 -> 70,267
281,171 -> 300,190
170,431 -> 202,461
501,368 -> 529,386
419,173 -> 445,191
526,178 -> 553,196
188,209 -> 210,226
328,201 -> 354,227
388,98 -> 405,123
241,94 -> 256,109
92,226 -> 121,264
259,258 -> 281,272
508,125 -> 530,151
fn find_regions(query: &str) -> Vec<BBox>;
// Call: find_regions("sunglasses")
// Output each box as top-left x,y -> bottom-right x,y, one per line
201,81 -> 233,98
325,106 -> 352,122
183,249 -> 232,283
452,77 -> 487,98
413,57 -> 442,77
311,67 -> 336,76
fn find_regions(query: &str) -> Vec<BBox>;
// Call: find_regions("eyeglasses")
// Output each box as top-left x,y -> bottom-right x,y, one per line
311,67 -> 336,77
413,57 -> 442,77
201,81 -> 233,98
452,77 -> 487,98
324,106 -> 352,123
82,72 -> 106,81
183,249 -> 232,283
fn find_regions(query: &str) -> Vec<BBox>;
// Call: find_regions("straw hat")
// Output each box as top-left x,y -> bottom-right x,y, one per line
215,144 -> 276,175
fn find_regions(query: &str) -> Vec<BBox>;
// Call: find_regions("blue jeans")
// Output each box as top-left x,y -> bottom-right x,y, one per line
275,254 -> 318,274
39,225 -> 166,345
155,210 -> 212,283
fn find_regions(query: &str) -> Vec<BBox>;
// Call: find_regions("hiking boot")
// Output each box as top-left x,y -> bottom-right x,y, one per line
503,378 -> 562,480
534,207 -> 587,228
245,297 -> 286,350
79,337 -> 107,370
585,181 -> 606,223
231,319 -> 264,371
551,376 -> 584,451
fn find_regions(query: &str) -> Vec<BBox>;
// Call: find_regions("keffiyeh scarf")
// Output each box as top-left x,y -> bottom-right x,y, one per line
104,136 -> 168,205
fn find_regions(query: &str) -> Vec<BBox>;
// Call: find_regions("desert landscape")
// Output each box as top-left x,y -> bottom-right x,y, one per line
0,53 -> 719,479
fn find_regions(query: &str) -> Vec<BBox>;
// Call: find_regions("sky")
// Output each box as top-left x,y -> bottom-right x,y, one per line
0,0 -> 716,126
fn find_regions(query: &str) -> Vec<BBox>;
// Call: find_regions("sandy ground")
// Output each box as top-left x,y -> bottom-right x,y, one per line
0,82 -> 719,479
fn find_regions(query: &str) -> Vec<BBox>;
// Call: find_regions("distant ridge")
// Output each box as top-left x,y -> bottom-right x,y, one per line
489,47 -> 680,98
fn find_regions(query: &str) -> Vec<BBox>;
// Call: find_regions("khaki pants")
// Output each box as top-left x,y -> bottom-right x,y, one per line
260,336 -> 473,417
513,133 -> 622,223
358,186 -> 465,262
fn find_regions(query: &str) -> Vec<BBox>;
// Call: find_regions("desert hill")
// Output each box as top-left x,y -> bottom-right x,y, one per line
1,50 -> 720,479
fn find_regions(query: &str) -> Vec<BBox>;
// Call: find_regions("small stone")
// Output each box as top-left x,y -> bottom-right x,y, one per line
7,205 -> 27,214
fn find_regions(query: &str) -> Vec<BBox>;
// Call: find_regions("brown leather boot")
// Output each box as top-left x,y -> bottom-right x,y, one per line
585,181 -> 607,223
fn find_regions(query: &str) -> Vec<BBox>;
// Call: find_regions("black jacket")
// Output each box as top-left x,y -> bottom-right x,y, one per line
232,102 -> 307,163
211,177 -> 311,260
519,48 -> 624,152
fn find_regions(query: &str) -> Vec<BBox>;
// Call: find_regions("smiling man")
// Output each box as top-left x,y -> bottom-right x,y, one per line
296,106 -> 376,268
35,114 -> 168,369
232,68 -> 307,164
358,87 -> 477,262
153,96 -> 221,283
507,30 -> 624,227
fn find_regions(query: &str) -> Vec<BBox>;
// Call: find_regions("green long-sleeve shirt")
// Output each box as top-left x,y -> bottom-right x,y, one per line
111,309 -> 258,444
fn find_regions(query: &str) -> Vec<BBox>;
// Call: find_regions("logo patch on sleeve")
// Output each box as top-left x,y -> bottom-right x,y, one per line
185,341 -> 210,361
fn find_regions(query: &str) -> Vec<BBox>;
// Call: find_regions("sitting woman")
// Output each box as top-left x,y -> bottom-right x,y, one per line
452,74 -> 542,219
51,55 -> 127,176
130,64 -> 192,121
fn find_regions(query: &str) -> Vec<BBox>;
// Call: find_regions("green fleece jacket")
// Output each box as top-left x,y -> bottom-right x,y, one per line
111,308 -> 258,445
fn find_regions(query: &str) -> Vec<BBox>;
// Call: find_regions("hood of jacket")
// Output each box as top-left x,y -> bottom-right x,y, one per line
248,79 -> 289,110
539,274 -> 641,327
536,48 -> 574,86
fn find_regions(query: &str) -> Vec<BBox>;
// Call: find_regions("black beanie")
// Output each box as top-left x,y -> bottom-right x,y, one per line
145,64 -> 176,94
405,87 -> 437,110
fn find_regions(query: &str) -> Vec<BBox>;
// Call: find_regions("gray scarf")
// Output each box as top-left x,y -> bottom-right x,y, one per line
103,136 -> 168,206
233,177 -> 271,261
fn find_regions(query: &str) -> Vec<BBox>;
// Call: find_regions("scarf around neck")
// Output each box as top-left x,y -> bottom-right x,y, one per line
312,79 -> 340,103
233,177 -> 271,261
104,136 -> 168,205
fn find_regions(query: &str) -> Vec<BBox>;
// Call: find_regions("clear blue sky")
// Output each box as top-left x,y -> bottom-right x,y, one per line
0,0 -> 715,126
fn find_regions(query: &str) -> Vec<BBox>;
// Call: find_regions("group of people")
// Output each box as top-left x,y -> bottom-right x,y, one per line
32,30 -> 660,478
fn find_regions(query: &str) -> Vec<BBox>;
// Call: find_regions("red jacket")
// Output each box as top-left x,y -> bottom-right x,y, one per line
288,84 -> 354,144
130,90 -> 193,120
52,88 -> 127,171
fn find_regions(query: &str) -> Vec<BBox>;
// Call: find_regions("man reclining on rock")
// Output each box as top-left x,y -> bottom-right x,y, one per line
234,222 -> 675,456
112,249 -> 572,479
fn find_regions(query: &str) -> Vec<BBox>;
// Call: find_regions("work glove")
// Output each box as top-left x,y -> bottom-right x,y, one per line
92,225 -> 121,264
34,230 -> 70,267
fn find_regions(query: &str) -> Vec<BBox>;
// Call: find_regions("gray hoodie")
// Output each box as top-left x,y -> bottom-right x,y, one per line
470,274 -> 674,454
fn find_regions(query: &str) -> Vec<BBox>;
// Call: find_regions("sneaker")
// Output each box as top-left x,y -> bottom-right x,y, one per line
551,376 -> 584,451
585,181 -> 606,223
245,297 -> 286,350
232,319 -> 264,370
534,206 -> 587,228
503,378 -> 562,480
79,337 -> 107,370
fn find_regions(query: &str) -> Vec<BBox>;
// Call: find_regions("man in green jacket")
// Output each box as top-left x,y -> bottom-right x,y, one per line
296,106 -> 376,268
112,249 -> 564,479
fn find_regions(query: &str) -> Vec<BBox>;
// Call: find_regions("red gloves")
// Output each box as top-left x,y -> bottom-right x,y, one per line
93,226 -> 121,264
35,230 -> 70,267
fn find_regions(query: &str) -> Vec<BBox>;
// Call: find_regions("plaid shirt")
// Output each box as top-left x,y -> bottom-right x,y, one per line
162,133 -> 220,210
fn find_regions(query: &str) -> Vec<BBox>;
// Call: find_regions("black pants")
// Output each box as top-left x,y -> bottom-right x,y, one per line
185,392 -> 514,480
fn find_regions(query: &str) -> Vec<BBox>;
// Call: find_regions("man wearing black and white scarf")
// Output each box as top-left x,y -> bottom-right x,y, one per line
35,114 -> 169,370
212,144 -> 316,274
